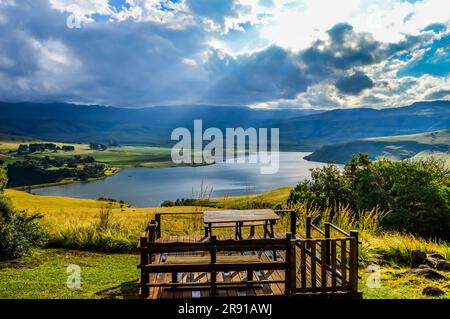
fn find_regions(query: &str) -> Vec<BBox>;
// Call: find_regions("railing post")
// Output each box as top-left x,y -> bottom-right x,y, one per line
349,230 -> 359,293
289,233 -> 297,294
147,220 -> 157,242
155,213 -> 161,239
139,235 -> 150,299
306,216 -> 311,239
210,235 -> 217,296
306,216 -> 311,249
290,210 -> 297,236
324,222 -> 331,265
285,232 -> 296,296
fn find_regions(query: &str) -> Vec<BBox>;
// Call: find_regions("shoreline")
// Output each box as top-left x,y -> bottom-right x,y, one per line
11,161 -> 217,191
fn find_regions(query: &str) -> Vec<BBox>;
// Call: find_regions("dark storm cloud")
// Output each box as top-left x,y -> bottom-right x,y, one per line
0,1 -> 437,106
335,72 -> 374,95
205,46 -> 311,104
0,0 -> 208,106
206,22 -> 429,104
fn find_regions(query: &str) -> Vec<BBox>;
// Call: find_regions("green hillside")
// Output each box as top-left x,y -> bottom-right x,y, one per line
305,129 -> 450,164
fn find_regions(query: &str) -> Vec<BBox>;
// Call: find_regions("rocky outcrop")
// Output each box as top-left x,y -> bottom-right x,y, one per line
410,250 -> 450,272
411,250 -> 427,268
409,250 -> 449,283
409,268 -> 447,280
422,286 -> 445,296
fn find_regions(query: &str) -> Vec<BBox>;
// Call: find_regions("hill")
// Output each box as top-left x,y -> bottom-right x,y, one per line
305,129 -> 450,164
0,100 -> 449,150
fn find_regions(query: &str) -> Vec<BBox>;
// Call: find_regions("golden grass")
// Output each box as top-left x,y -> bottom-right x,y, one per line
6,189 -> 450,265
205,186 -> 293,209
5,189 -> 210,236
365,231 -> 450,263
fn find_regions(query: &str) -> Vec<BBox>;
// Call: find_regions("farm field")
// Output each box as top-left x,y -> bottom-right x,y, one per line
0,135 -> 177,168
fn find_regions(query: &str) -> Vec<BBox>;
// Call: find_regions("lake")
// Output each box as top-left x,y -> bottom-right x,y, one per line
32,152 -> 329,207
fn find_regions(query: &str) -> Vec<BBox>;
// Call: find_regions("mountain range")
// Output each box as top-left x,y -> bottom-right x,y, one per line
0,101 -> 449,151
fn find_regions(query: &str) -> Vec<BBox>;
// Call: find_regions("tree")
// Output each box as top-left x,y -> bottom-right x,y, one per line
288,154 -> 450,240
0,167 -> 6,194
288,164 -> 350,220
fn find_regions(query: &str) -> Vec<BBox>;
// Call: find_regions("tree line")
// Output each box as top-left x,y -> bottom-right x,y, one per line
288,154 -> 450,240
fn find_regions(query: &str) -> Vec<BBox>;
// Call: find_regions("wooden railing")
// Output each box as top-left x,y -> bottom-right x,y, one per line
138,231 -> 294,298
294,236 -> 358,294
138,215 -> 361,298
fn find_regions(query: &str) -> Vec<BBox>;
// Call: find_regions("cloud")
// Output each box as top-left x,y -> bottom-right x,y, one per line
425,89 -> 450,100
0,0 -> 208,106
335,72 -> 374,95
204,21 -> 433,104
0,0 -> 448,108
204,45 -> 311,104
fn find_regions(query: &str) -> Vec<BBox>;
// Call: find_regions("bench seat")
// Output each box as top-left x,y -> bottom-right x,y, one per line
165,254 -> 260,265
204,221 -> 266,228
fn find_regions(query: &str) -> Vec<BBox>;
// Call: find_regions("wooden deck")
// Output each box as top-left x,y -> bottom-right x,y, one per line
138,211 -> 362,299
147,234 -> 340,299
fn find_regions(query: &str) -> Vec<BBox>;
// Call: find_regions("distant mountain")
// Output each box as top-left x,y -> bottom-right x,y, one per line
0,101 -> 448,150
279,101 -> 450,147
305,129 -> 450,163
0,102 -> 321,149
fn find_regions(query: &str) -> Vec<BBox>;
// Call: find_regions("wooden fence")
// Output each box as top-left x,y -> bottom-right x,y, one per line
137,212 -> 360,299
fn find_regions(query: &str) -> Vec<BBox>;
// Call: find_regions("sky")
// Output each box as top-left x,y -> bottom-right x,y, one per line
0,0 -> 449,109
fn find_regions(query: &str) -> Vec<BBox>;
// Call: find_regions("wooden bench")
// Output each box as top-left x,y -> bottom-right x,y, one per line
204,210 -> 280,240
205,221 -> 269,239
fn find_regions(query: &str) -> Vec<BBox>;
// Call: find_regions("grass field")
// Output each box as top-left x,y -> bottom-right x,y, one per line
0,248 -> 448,299
5,189 -> 212,238
367,129 -> 450,144
0,249 -> 139,299
197,186 -> 293,209
2,189 -> 450,299
0,134 -> 183,168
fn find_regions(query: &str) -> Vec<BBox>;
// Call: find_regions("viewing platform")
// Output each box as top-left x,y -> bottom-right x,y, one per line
137,210 -> 362,299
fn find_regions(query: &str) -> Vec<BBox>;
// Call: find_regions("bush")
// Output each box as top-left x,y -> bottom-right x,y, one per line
288,154 -> 450,240
0,197 -> 48,261
0,171 -> 48,260
0,167 -> 6,193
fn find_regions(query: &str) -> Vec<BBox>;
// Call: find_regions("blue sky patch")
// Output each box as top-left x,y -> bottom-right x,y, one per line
398,34 -> 450,77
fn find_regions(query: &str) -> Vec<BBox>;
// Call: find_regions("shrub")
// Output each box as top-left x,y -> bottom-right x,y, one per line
288,154 -> 450,240
0,171 -> 48,261
0,167 -> 6,193
0,197 -> 48,261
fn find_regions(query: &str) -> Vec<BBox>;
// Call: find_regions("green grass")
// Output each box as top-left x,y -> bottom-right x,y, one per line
360,267 -> 450,299
196,187 -> 293,209
1,248 -> 448,299
367,129 -> 450,145
0,248 -> 139,299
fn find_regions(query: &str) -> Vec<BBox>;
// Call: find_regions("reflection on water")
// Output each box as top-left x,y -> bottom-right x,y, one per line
33,152 -> 330,207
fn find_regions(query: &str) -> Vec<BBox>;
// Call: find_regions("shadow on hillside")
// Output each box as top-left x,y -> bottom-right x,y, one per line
95,279 -> 139,299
